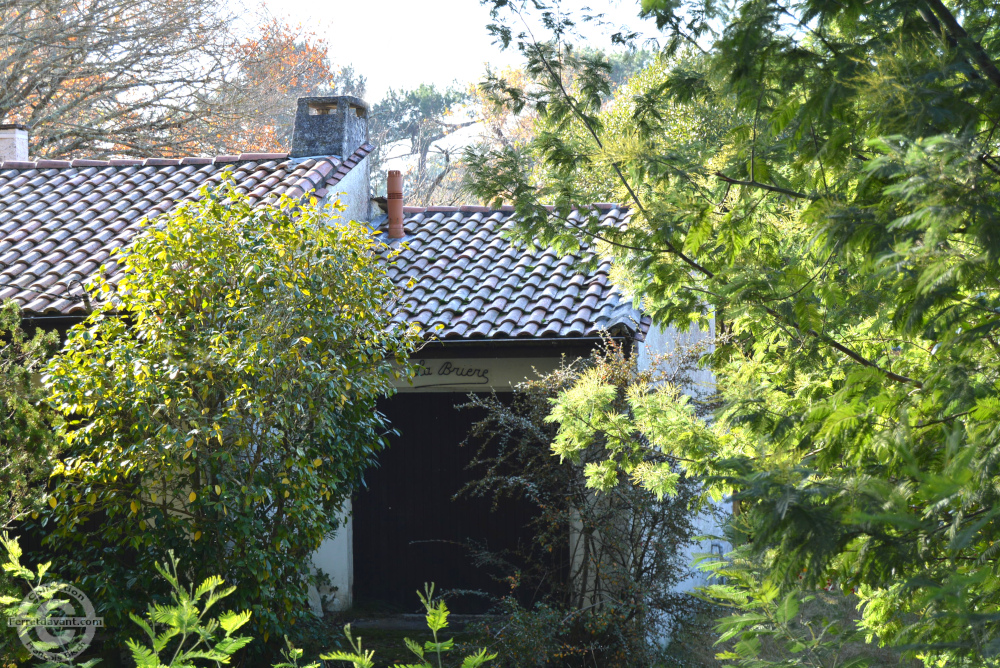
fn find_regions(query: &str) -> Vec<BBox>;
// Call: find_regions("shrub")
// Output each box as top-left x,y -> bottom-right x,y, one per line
322,583 -> 496,668
33,181 -> 419,658
458,340 -> 710,666
0,301 -> 59,665
0,300 -> 59,531
1,532 -> 317,668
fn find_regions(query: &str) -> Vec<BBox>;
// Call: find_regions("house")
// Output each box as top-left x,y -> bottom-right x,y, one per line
0,97 -> 719,614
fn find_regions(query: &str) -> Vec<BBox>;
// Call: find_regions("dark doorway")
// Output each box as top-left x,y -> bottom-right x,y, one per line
352,392 -> 533,613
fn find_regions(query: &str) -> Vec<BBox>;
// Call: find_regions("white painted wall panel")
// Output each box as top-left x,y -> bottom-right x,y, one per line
308,502 -> 353,614
636,320 -> 730,594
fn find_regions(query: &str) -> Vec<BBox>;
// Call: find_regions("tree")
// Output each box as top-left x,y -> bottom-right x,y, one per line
195,19 -> 367,155
467,0 -> 1000,663
370,83 -> 476,206
473,65 -> 540,152
458,341 -> 705,667
0,0 -> 238,157
0,1 -> 363,159
35,182 -> 419,658
0,302 -> 59,664
0,301 -> 57,531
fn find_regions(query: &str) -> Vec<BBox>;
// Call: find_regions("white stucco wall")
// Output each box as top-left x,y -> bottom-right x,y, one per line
308,501 -> 353,614
636,321 -> 730,593
325,154 -> 371,223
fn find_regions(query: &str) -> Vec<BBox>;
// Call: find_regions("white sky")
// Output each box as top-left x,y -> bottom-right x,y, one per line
255,0 -> 653,102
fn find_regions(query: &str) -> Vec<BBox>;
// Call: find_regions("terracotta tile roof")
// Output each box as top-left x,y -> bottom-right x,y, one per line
0,144 -> 648,342
383,206 -> 650,341
0,145 -> 373,315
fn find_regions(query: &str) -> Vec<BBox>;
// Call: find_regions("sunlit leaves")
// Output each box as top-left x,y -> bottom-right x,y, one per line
472,0 -> 1000,662
38,181 -> 419,652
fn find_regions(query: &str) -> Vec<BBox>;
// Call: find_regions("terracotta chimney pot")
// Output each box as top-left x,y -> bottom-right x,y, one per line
387,170 -> 404,239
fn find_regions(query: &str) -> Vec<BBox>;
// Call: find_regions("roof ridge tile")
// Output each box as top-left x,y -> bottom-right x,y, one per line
237,152 -> 289,161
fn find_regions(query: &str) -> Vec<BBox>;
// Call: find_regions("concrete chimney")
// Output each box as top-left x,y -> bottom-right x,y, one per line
0,124 -> 28,162
387,170 -> 404,239
290,96 -> 368,158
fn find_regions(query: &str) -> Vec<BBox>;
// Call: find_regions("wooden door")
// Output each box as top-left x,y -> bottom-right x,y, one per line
352,393 -> 534,613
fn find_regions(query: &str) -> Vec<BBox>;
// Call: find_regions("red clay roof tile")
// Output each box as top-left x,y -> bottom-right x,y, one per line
0,141 -> 646,340
379,207 -> 647,340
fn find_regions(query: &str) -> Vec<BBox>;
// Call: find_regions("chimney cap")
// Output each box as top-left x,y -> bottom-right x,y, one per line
290,96 -> 370,159
0,123 -> 29,131
297,96 -> 368,115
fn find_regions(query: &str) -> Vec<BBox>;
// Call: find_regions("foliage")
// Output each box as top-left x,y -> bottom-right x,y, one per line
321,583 -> 496,668
0,300 -> 58,531
473,66 -> 540,153
458,341 -> 707,667
468,0 -> 1000,664
1,532 -> 100,668
125,553 -> 254,668
370,84 -> 477,206
272,639 -> 321,668
198,18 -> 367,156
0,301 -> 58,663
2,533 -> 320,668
0,0 -> 232,157
0,1 -> 362,159
556,47 -> 659,97
702,516 -> 915,668
33,181 -> 419,658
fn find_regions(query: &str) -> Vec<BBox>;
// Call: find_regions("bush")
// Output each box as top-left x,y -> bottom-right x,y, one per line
0,300 -> 60,665
458,340 -> 710,667
1,532 -> 317,668
0,300 -> 59,531
32,181 -> 419,659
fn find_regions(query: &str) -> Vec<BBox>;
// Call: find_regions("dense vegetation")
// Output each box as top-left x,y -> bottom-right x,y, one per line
459,341 -> 704,666
467,0 -> 1000,663
24,184 -> 418,659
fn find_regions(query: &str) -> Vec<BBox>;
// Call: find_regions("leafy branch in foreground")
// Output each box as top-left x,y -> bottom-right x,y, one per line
0,532 -> 100,668
322,584 -> 496,668
126,553 -> 253,668
469,0 -> 1000,663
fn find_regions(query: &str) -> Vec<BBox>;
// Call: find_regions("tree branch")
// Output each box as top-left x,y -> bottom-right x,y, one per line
713,172 -> 812,199
922,0 -> 1000,88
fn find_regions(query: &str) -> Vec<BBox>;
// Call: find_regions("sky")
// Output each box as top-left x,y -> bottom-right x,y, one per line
256,0 -> 654,102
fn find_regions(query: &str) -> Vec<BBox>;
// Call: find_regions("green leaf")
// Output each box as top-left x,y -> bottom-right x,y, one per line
775,592 -> 800,625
